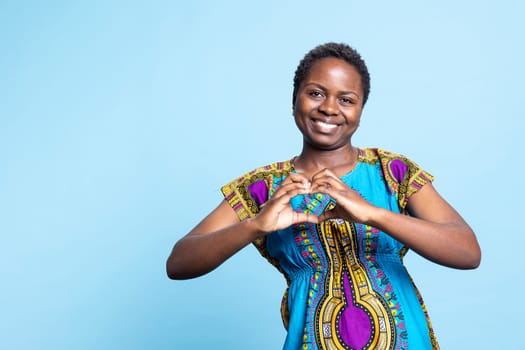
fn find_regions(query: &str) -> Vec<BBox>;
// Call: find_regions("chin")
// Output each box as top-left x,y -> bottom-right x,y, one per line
305,139 -> 348,151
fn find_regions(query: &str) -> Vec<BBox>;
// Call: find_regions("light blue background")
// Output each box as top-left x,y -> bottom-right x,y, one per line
1,1 -> 523,349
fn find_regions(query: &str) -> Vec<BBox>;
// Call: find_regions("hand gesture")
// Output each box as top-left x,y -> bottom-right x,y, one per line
251,173 -> 321,234
310,168 -> 377,224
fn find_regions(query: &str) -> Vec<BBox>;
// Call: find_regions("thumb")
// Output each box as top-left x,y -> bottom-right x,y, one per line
317,207 -> 345,222
293,211 -> 320,224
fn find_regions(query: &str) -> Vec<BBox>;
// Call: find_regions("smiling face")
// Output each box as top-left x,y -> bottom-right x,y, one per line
293,57 -> 364,151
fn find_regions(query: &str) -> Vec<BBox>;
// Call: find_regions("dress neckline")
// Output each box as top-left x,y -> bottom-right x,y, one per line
289,147 -> 364,179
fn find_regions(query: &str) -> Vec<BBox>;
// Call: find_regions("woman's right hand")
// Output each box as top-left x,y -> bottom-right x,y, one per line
167,172 -> 318,279
251,173 -> 320,234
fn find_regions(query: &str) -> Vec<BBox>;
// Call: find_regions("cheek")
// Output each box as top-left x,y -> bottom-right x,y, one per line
293,112 -> 304,129
293,100 -> 311,118
293,110 -> 309,133
348,109 -> 362,124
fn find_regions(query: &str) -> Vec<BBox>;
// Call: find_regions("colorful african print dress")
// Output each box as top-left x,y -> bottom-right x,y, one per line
221,148 -> 439,350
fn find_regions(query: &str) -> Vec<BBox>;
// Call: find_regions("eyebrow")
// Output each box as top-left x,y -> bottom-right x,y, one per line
303,82 -> 360,97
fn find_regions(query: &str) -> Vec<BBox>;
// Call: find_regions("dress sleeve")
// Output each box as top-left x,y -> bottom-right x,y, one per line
220,161 -> 291,221
220,173 -> 271,221
378,150 -> 434,211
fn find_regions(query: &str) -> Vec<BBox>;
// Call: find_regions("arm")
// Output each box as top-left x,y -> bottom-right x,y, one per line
369,183 -> 481,269
166,200 -> 257,280
311,169 -> 481,269
166,173 -> 319,280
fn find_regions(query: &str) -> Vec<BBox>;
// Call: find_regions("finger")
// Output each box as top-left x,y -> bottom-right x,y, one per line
282,172 -> 311,186
291,211 -> 320,225
311,171 -> 350,195
271,185 -> 312,203
317,206 -> 350,222
310,179 -> 341,194
274,178 -> 310,199
311,170 -> 342,187
318,206 -> 338,220
311,168 -> 337,180
273,180 -> 311,198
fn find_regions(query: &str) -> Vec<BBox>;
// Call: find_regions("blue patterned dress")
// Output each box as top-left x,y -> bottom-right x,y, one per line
221,148 -> 439,350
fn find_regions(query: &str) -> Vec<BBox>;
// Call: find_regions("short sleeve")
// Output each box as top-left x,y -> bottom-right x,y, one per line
220,161 -> 292,221
378,149 -> 434,211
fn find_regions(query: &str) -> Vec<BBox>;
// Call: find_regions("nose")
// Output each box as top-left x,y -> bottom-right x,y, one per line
318,96 -> 339,116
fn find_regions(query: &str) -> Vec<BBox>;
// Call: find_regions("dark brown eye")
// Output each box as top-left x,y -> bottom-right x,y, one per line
309,90 -> 323,98
339,97 -> 353,105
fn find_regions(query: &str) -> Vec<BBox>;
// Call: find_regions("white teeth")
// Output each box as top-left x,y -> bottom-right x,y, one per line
315,120 -> 337,129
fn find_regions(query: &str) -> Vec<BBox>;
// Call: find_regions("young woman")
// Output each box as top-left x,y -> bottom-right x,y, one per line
167,43 -> 481,350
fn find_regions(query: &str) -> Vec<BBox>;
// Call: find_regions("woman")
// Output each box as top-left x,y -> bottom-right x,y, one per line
166,43 -> 481,349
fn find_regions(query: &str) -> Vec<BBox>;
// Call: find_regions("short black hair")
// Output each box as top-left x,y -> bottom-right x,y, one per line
292,42 -> 370,107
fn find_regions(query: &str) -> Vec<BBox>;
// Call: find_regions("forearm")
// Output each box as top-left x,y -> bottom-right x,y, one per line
368,208 -> 481,269
166,218 -> 262,280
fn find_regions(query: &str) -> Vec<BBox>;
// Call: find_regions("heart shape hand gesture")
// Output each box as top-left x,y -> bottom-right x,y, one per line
251,169 -> 377,235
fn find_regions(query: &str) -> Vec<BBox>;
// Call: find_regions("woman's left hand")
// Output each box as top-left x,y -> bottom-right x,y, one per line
309,168 -> 378,224
309,168 -> 480,269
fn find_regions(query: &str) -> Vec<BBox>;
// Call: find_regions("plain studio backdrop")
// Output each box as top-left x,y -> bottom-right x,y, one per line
1,1 -> 523,349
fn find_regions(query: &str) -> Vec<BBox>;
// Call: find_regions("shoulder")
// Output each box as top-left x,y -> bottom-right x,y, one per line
359,147 -> 431,181
220,160 -> 293,220
359,148 -> 434,210
380,149 -> 430,183
223,160 -> 293,188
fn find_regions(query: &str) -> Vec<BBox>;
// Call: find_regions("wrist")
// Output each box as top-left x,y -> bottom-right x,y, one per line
366,206 -> 389,227
244,216 -> 267,240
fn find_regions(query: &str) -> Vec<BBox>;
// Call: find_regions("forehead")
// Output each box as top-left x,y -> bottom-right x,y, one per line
304,57 -> 362,90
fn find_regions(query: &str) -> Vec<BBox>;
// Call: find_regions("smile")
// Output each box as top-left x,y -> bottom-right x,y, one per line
313,119 -> 339,131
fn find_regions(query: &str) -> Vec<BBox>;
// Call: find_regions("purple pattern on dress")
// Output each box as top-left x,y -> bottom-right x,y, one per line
339,272 -> 372,348
248,180 -> 268,206
390,159 -> 408,183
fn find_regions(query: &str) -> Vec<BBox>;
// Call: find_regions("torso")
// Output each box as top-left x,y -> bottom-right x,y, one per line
221,148 -> 439,350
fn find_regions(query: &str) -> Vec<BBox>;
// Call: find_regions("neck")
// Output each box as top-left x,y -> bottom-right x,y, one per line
293,142 -> 358,177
